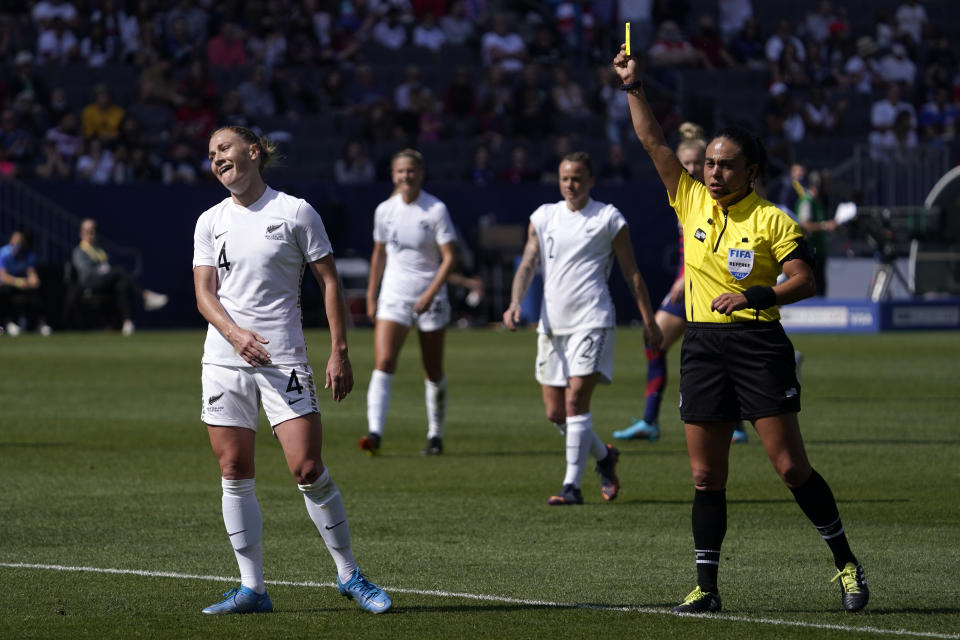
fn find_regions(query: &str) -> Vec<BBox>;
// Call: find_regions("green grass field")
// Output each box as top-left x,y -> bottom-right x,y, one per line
1,328 -> 958,639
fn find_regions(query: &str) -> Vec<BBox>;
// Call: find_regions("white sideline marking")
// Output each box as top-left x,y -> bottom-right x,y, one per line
2,562 -> 957,639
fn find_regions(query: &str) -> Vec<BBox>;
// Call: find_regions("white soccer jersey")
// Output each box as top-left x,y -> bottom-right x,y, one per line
373,190 -> 457,299
530,198 -> 627,335
193,186 -> 333,366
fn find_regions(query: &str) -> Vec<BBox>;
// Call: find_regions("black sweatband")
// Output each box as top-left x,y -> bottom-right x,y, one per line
743,285 -> 777,310
620,80 -> 643,91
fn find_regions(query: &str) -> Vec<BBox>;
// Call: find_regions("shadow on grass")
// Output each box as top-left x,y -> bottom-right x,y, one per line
806,439 -> 960,445
283,602 -> 656,615
617,497 -> 909,506
0,442 -> 76,448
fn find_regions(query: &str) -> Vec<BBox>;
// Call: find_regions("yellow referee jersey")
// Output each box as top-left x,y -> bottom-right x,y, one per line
669,171 -> 802,323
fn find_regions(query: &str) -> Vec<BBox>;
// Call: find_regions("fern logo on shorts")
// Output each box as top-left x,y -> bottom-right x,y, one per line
727,248 -> 754,280
208,392 -> 224,405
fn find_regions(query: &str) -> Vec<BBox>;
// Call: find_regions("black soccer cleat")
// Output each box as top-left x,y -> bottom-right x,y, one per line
671,586 -> 722,614
422,436 -> 443,455
832,563 -> 869,612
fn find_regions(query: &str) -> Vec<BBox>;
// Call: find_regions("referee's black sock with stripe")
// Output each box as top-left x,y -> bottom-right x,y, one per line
692,489 -> 726,594
789,468 -> 858,570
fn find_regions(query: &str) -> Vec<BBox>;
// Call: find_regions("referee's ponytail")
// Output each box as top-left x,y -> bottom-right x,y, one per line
714,126 -> 768,184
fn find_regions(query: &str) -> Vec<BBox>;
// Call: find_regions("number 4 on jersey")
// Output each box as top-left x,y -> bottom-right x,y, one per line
286,369 -> 304,394
218,243 -> 231,271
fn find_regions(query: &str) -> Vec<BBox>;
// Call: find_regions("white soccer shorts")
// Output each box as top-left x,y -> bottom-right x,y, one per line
535,328 -> 615,387
201,362 -> 320,430
376,292 -> 450,332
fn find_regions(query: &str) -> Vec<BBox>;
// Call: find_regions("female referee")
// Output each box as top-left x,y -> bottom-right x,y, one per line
194,125 -> 390,615
613,46 -> 868,613
360,149 -> 457,456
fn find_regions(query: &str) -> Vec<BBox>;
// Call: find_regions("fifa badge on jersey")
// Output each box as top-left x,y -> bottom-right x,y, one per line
727,248 -> 754,280
694,228 -> 706,242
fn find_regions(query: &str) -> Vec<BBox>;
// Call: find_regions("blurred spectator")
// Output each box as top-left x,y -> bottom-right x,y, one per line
528,25 -> 562,67
413,12 -> 446,52
730,17 -> 766,71
920,86 -> 957,142
348,64 -> 386,114
619,0 -> 654,54
0,230 -> 51,337
596,65 -> 630,143
0,14 -> 29,63
766,20 -> 805,65
79,21 -> 116,67
81,84 -> 125,142
218,90 -> 250,128
462,145 -> 495,184
161,139 -> 199,184
44,112 -> 82,165
90,0 -> 141,63
598,143 -> 632,184
441,1 -> 474,46
0,148 -> 18,179
0,109 -> 34,169
177,60 -> 219,108
362,98 -> 401,142
34,138 -> 72,180
237,65 -> 277,119
140,57 -> 184,108
795,170 -> 836,296
804,86 -> 844,137
878,42 -> 917,88
769,162 -> 807,212
843,36 -> 880,95
32,0 -> 78,29
207,22 -> 248,68
395,65 -> 428,112
804,41 -> 839,88
475,64 -> 513,127
874,9 -> 896,49
870,110 -> 918,162
894,0 -> 927,44
322,68 -> 348,108
539,133 -> 572,183
175,93 -> 217,150
690,15 -> 738,69
802,1 -> 835,44
498,144 -> 537,183
371,9 -> 407,50
47,87 -> 72,123
512,65 -> 553,138
554,1 -> 594,52
249,16 -> 288,69
418,94 -> 444,141
550,67 -> 591,119
335,139 -> 376,184
37,17 -> 78,64
70,218 -> 167,335
871,82 -> 917,135
164,16 -> 197,65
443,67 -> 476,122
648,21 -> 709,69
270,65 -> 321,117
718,0 -> 753,42
75,138 -> 115,183
164,0 -> 209,43
481,12 -> 526,73
773,40 -> 810,89
126,82 -> 176,149
923,34 -> 957,91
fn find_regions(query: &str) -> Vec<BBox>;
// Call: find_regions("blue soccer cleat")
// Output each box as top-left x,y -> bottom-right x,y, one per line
202,585 -> 273,615
613,419 -> 660,442
337,567 -> 392,613
731,427 -> 749,444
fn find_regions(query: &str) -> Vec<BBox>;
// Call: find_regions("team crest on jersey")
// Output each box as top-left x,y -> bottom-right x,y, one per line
265,222 -> 284,240
727,248 -> 754,280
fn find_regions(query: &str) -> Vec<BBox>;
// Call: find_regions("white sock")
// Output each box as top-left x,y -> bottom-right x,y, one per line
590,431 -> 608,460
299,468 -> 357,583
221,477 -> 265,593
366,369 -> 393,436
562,413 -> 593,487
425,376 -> 447,439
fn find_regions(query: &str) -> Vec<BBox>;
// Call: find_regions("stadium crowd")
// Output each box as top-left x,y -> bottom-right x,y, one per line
0,0 -> 955,187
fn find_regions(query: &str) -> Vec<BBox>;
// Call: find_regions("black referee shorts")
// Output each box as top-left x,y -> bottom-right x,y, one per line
679,321 -> 801,423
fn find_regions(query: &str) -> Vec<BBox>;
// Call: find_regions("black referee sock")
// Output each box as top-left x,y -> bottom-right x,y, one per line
692,489 -> 726,594
789,468 -> 858,569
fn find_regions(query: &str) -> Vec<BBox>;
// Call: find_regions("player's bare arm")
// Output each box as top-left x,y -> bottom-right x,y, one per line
503,223 -> 541,330
309,256 -> 354,401
611,227 -> 663,351
366,241 -> 387,322
612,45 -> 685,201
193,264 -> 271,366
414,241 -> 457,314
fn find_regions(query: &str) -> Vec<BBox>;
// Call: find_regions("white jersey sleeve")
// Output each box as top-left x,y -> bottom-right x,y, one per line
531,198 -> 625,335
294,200 -> 334,263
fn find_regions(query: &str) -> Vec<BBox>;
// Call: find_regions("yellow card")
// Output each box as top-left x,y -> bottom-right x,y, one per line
625,22 -> 631,55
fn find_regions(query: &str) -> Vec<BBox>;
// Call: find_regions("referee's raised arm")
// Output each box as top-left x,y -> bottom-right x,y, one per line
612,45 -> 685,201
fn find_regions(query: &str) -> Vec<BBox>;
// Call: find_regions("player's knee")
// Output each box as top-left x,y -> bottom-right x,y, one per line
219,460 -> 252,480
778,461 -> 811,488
691,467 -> 724,491
375,358 -> 398,373
546,408 -> 565,425
291,459 -> 323,485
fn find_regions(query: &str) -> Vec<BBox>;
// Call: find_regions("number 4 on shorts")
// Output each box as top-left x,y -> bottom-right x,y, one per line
286,370 -> 303,394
